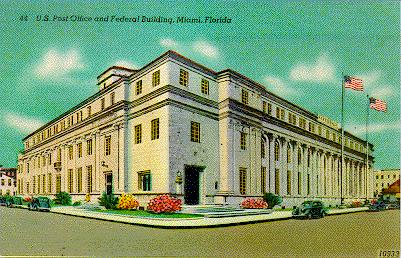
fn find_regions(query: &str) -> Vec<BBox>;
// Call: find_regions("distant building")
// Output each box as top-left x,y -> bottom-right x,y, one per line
381,179 -> 400,202
0,168 -> 17,195
374,169 -> 400,196
17,50 -> 374,206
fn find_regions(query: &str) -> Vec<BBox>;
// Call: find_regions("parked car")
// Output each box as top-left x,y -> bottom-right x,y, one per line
28,197 -> 51,211
292,200 -> 327,219
6,196 -> 24,208
368,200 -> 386,211
0,196 -> 6,206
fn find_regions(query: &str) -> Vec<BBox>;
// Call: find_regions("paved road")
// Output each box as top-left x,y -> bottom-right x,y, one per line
0,207 -> 399,257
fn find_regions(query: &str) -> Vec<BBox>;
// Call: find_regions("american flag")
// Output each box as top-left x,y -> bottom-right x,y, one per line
344,76 -> 364,91
369,97 -> 387,112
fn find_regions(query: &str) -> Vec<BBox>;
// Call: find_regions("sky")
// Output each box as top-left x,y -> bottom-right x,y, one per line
0,0 -> 399,170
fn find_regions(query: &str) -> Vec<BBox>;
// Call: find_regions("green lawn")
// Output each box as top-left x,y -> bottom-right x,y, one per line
95,209 -> 204,218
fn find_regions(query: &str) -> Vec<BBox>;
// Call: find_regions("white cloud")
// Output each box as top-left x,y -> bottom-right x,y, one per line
160,38 -> 179,48
3,112 -> 44,134
34,48 -> 85,80
192,40 -> 220,59
347,120 -> 400,136
290,54 -> 335,82
113,60 -> 139,69
263,76 -> 297,97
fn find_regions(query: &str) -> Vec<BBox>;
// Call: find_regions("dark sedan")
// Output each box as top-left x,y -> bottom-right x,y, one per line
292,200 -> 328,219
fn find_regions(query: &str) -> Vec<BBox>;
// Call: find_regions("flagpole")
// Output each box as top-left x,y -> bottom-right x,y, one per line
340,73 -> 345,205
365,94 -> 370,201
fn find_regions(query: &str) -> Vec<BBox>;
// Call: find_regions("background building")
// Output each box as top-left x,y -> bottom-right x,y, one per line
374,169 -> 400,196
0,168 -> 17,195
17,51 -> 374,207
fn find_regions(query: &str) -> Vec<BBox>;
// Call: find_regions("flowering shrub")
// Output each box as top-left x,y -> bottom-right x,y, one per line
351,201 -> 361,208
147,194 -> 182,213
117,193 -> 139,210
23,196 -> 32,203
240,198 -> 268,209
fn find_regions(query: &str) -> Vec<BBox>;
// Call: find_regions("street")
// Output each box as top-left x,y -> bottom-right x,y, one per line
0,207 -> 399,257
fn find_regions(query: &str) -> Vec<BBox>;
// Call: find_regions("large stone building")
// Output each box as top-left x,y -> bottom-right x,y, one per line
17,50 -> 374,207
374,169 -> 400,196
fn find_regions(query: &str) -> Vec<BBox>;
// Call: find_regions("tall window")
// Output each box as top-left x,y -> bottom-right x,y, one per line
239,168 -> 247,195
77,167 -> 82,193
68,169 -> 73,193
77,143 -> 82,158
56,175 -> 61,193
261,166 -> 266,194
87,106 -> 92,117
69,146 -> 73,160
318,126 -> 322,136
275,107 -> 285,120
201,79 -> 209,95
309,123 -> 315,133
61,120 -> 65,130
299,118 -> 306,129
298,148 -> 302,165
101,98 -> 105,110
274,142 -> 280,161
48,154 -> 52,165
136,80 -> 142,95
267,103 -> 272,115
105,136 -> 111,156
240,132 -> 247,150
87,165 -> 93,193
289,113 -> 297,125
152,70 -> 160,87
261,139 -> 265,158
241,89 -> 248,105
298,171 -> 302,195
138,171 -> 151,191
57,148 -> 61,161
275,169 -> 280,194
307,174 -> 310,195
179,69 -> 189,86
135,124 -> 142,144
27,182 -> 30,194
262,101 -> 267,113
87,139 -> 93,155
190,121 -> 200,143
110,92 -> 115,105
42,174 -> 46,193
48,173 -> 52,193
287,146 -> 291,163
151,118 -> 160,140
37,175 -> 40,193
287,170 -> 292,195
33,176 -> 36,193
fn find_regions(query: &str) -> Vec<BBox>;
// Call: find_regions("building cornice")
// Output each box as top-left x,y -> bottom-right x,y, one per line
221,98 -> 373,160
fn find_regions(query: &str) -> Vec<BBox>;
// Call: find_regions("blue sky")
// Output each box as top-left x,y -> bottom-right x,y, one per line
0,0 -> 399,169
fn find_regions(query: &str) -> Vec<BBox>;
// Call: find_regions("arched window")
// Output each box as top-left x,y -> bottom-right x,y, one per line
274,142 -> 280,161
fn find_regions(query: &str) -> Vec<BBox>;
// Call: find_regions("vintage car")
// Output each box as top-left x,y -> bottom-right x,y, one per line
6,196 -> 24,208
0,196 -> 6,206
28,197 -> 51,211
368,200 -> 386,211
292,200 -> 327,219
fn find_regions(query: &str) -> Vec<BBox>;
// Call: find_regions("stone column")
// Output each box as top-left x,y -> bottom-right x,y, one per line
293,142 -> 300,196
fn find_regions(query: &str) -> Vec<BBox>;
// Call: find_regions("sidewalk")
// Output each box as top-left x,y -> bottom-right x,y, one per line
49,206 -> 369,228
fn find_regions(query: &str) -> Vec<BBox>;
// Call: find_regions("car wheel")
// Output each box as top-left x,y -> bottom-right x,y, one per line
307,213 -> 312,219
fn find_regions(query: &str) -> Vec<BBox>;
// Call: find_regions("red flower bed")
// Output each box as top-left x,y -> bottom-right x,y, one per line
23,196 -> 32,203
351,201 -> 361,208
240,198 -> 268,209
147,194 -> 182,213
